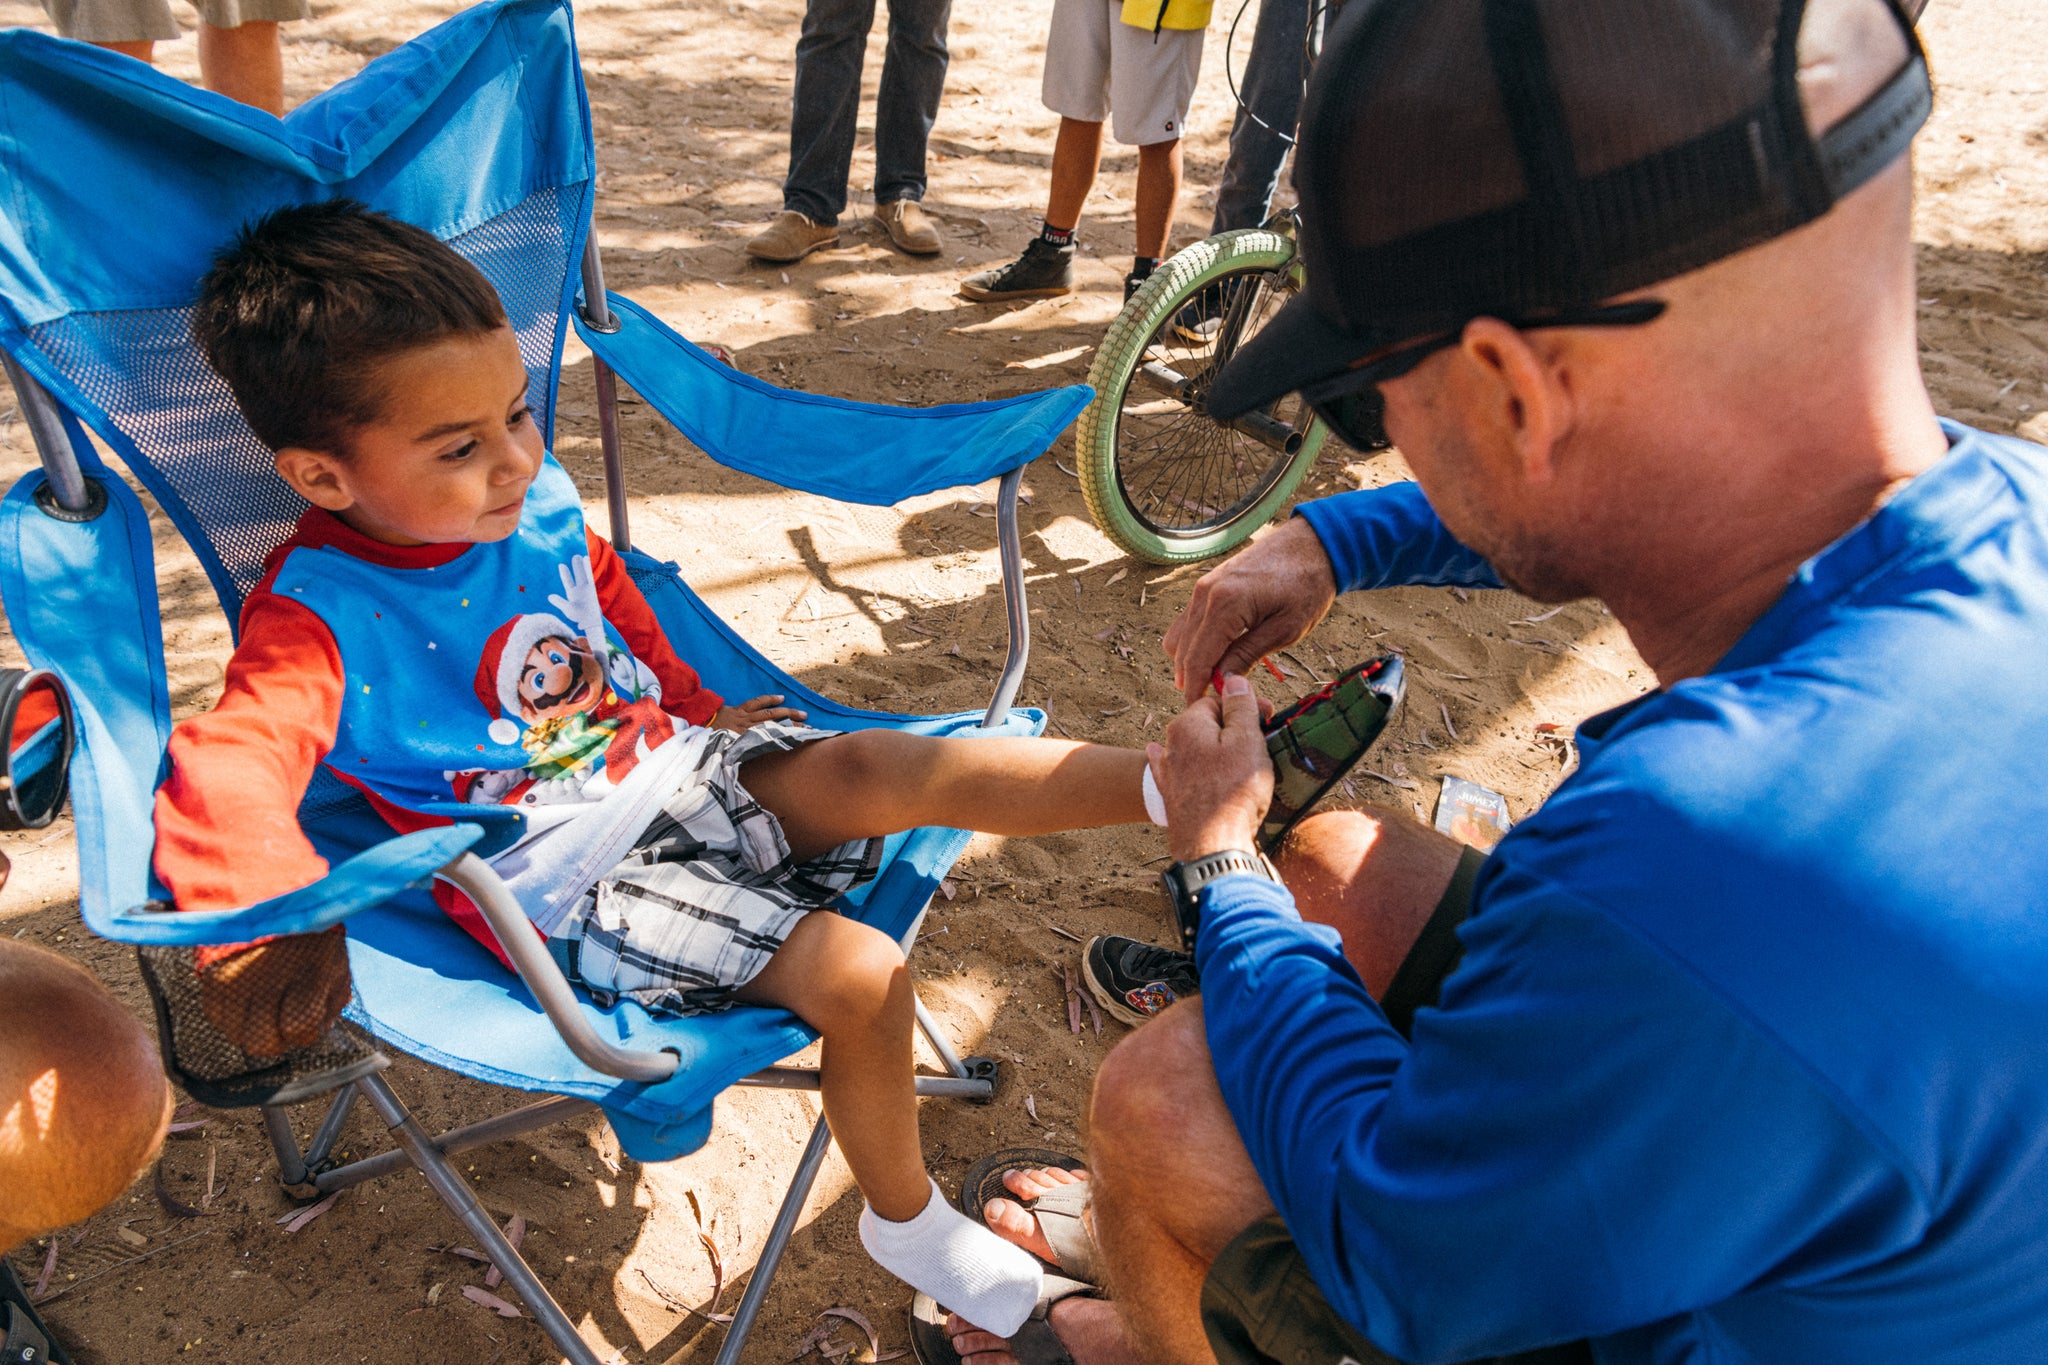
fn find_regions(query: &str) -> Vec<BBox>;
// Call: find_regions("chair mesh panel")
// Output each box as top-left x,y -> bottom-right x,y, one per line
20,185 -> 580,620
15,185 -> 582,829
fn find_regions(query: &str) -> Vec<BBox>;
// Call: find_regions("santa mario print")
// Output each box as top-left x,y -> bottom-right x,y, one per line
456,557 -> 674,806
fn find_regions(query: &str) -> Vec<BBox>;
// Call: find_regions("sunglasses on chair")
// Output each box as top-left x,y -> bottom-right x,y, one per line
1296,299 -> 1668,453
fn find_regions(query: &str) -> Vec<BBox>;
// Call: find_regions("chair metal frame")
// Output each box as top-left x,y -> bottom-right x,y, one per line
2,221 -> 1037,1365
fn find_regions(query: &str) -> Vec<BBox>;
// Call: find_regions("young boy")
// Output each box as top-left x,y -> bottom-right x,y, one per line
156,200 -> 1170,1335
958,0 -> 1210,303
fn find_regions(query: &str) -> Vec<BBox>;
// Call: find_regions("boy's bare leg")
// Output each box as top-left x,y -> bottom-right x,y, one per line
197,20 -> 286,116
740,731 -> 1151,862
1046,116 -> 1108,233
1133,137 -> 1183,261
731,912 -> 929,1218
95,39 -> 155,60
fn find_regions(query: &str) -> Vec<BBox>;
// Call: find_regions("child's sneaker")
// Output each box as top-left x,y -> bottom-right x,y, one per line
960,239 -> 1075,301
1083,935 -> 1199,1025
1259,655 -> 1406,852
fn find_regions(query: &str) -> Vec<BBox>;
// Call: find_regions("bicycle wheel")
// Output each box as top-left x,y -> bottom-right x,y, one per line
1077,229 -> 1328,564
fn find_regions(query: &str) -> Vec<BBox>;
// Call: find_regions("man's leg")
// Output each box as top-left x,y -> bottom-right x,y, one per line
955,809 -> 1464,1365
871,0 -> 952,207
0,939 -> 173,1256
739,730 -> 1150,860
1133,137 -> 1184,263
1274,807 -> 1466,998
784,0 -> 879,224
1208,0 -> 1310,235
196,20 -> 284,116
1046,116 -> 1108,235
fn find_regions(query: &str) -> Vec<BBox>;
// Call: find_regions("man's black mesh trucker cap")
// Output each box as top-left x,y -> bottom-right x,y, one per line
1208,0 -> 1933,421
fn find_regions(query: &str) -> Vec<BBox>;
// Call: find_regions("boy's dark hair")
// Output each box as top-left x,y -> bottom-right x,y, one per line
192,199 -> 510,454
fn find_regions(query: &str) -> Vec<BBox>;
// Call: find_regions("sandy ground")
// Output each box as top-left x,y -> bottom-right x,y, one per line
0,0 -> 2043,1360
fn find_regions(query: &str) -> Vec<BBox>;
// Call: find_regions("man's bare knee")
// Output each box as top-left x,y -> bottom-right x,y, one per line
1088,1002 -> 1275,1269
1090,1000 -> 1210,1160
0,941 -> 171,1250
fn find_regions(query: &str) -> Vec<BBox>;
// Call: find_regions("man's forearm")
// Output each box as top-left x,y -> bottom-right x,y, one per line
1296,483 -> 1503,594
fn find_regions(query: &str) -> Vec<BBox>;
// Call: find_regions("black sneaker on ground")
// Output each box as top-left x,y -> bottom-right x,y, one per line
1123,270 -> 1148,302
959,238 -> 1075,302
1082,934 -> 1200,1026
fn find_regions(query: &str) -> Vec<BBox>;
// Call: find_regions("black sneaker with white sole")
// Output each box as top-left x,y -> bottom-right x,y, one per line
1082,934 -> 1200,1026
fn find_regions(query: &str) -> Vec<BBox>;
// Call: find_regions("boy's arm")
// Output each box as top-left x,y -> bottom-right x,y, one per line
153,593 -> 344,966
584,528 -> 724,726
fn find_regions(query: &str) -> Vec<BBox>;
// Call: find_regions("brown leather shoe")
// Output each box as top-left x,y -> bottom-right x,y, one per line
875,198 -> 942,255
745,210 -> 839,263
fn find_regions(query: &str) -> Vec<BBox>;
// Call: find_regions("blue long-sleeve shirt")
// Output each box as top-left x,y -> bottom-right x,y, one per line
1196,423 -> 2048,1364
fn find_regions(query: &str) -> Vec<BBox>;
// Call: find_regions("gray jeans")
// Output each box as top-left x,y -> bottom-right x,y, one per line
782,0 -> 953,224
1210,0 -> 1312,235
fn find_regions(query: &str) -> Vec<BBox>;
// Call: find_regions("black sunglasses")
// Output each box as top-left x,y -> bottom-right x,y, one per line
1297,299 -> 1669,453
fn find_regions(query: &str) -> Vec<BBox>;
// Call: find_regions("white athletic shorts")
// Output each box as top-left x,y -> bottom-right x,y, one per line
41,0 -> 306,43
1041,0 -> 1206,147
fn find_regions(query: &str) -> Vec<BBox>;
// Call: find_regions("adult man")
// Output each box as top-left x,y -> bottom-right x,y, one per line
39,0 -> 303,116
744,0 -> 951,263
945,0 -> 2048,1362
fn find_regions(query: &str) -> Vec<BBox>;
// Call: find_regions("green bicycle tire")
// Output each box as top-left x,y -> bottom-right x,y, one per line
1076,229 -> 1328,565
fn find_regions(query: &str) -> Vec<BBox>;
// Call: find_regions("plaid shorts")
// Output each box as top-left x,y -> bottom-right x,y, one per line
551,722 -> 882,1016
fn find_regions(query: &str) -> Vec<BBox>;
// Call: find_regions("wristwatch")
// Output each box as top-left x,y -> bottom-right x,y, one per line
1159,849 -> 1280,953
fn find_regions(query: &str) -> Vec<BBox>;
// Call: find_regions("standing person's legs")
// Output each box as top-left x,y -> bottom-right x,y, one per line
872,0 -> 953,207
1106,14 -> 1203,271
1209,0 -> 1311,235
784,0 -> 880,225
196,20 -> 285,115
1133,138 -> 1183,261
1045,117 -> 1109,234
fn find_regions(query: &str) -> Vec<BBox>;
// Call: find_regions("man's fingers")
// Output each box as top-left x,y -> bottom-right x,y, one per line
1217,673 -> 1268,733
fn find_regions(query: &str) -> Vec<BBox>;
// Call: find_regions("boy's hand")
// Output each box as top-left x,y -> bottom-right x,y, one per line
710,694 -> 809,732
197,926 -> 353,1059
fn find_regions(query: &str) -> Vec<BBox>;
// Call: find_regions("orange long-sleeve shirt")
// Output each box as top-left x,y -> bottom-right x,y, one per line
154,509 -> 721,964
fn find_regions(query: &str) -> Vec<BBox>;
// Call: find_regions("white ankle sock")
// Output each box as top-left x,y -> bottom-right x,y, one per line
1141,762 -> 1169,826
859,1180 -> 1043,1337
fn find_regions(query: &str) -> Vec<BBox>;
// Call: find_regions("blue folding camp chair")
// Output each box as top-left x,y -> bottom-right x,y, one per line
0,4 -> 1090,1359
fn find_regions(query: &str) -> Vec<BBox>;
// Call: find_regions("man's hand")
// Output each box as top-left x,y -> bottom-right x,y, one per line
1152,674 -> 1275,862
710,694 -> 809,733
197,926 -> 352,1059
1163,517 -> 1340,704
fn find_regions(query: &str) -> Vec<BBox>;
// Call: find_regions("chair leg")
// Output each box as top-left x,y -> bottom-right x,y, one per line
354,1072 -> 603,1365
303,1084 -> 358,1170
713,1115 -> 834,1365
914,995 -> 972,1079
260,1103 -> 311,1189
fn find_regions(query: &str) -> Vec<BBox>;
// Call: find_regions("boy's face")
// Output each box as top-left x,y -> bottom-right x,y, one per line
272,326 -> 543,546
518,634 -> 604,721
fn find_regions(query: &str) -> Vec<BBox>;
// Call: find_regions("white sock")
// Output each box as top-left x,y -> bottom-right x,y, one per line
859,1179 -> 1043,1337
1141,762 -> 1169,827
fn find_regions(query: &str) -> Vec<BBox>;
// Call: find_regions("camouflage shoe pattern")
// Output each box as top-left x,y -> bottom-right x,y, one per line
1259,654 -> 1406,852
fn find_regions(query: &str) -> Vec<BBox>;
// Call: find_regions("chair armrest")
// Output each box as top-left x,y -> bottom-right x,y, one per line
574,293 -> 1092,506
434,852 -> 679,1084
97,825 -> 485,946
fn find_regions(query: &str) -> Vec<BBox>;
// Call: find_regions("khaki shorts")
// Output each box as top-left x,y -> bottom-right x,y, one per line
41,0 -> 305,45
1041,0 -> 1205,147
1199,848 -> 1593,1365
